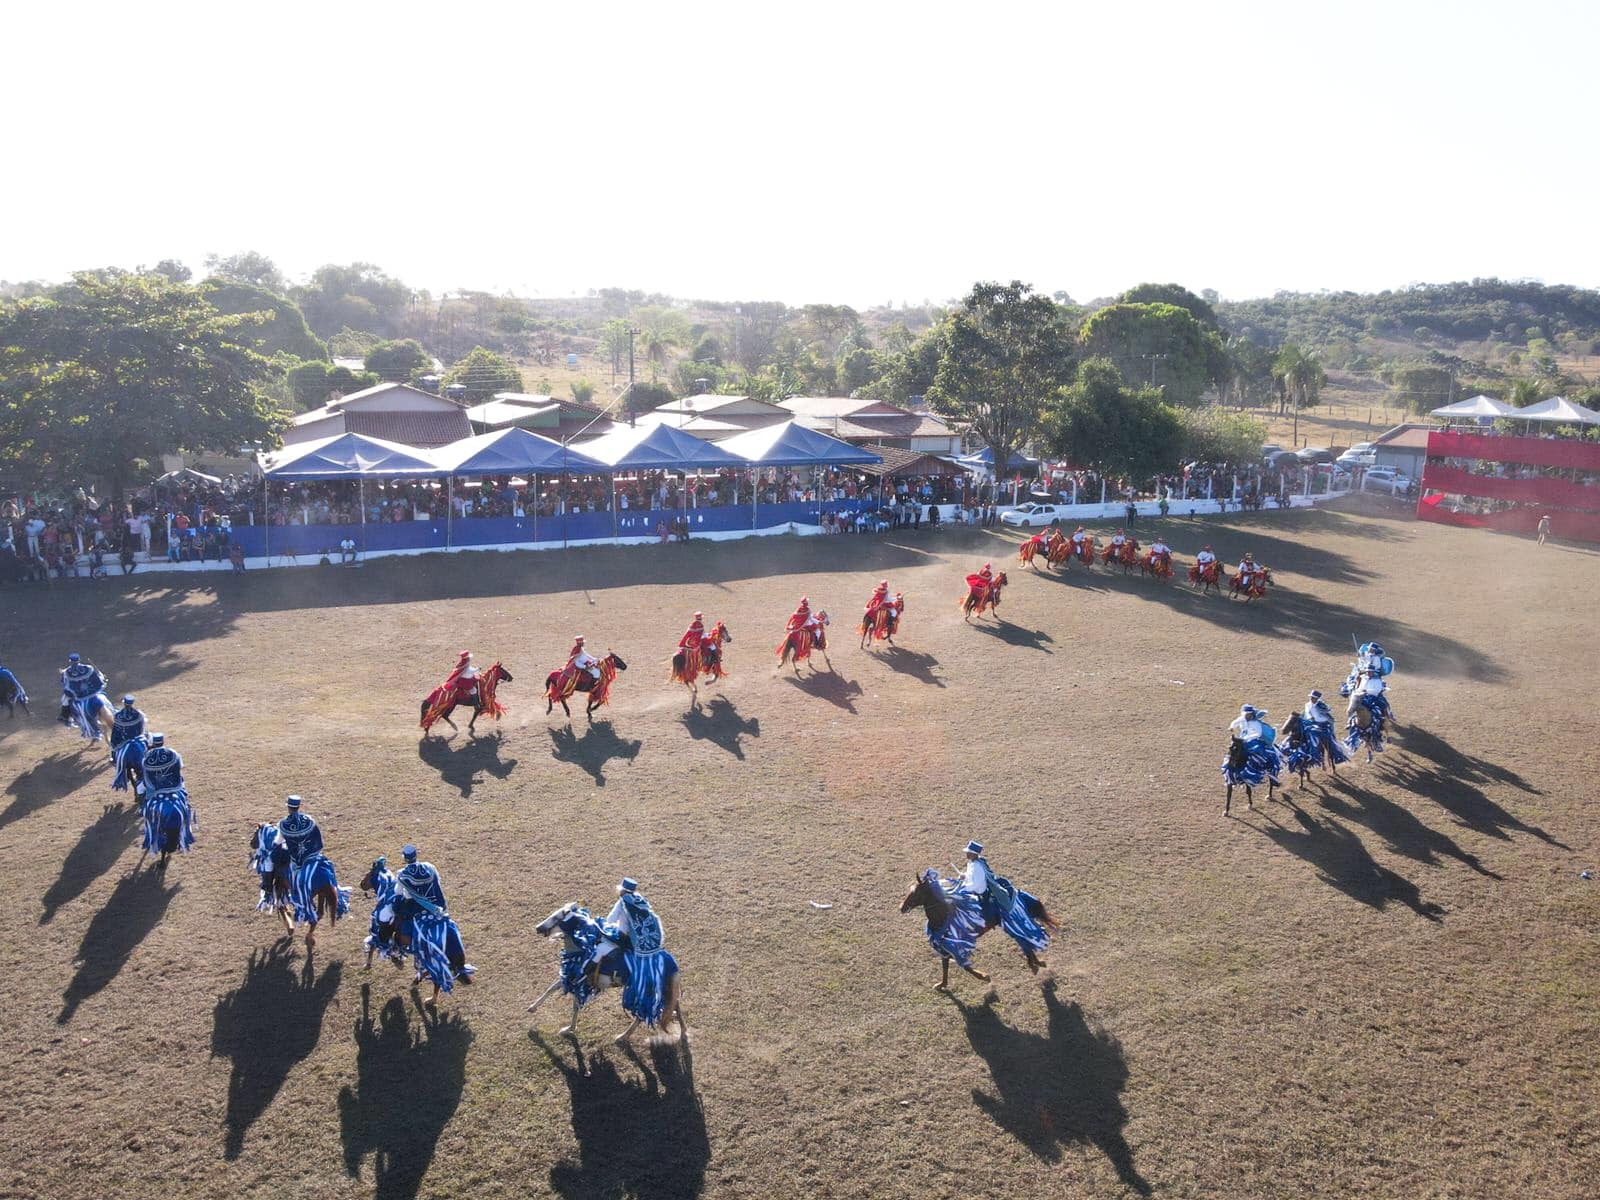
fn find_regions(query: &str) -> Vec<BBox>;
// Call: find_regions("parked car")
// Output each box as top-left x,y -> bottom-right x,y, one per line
1260,444 -> 1283,461
1337,443 -> 1377,467
1000,502 -> 1064,528
1266,450 -> 1302,470
1295,446 -> 1336,464
1362,467 -> 1412,494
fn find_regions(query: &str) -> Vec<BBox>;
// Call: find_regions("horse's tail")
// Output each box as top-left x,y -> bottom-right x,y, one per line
1021,891 -> 1058,931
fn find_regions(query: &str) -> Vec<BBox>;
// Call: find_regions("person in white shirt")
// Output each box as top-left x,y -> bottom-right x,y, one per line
1150,539 -> 1170,557
568,636 -> 601,682
1304,690 -> 1336,727
1357,642 -> 1387,676
1195,545 -> 1216,567
1109,530 -> 1126,548
1229,704 -> 1265,742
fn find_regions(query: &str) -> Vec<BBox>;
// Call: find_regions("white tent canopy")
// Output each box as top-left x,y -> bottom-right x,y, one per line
1515,396 -> 1600,426
1430,394 -> 1518,419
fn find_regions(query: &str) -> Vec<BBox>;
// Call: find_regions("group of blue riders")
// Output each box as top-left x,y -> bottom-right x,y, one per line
1222,640 -> 1397,810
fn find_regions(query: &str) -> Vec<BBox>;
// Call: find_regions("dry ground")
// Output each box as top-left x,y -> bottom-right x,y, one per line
0,507 -> 1595,1200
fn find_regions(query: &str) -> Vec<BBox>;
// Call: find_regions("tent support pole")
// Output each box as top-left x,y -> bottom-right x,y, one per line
358,479 -> 365,561
447,476 -> 453,549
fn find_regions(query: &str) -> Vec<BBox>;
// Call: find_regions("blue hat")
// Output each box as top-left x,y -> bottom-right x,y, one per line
68,653 -> 80,662
619,877 -> 638,893
1241,705 -> 1256,716
286,794 -> 301,809
123,695 -> 136,705
402,844 -> 418,861
150,732 -> 165,746
965,840 -> 984,855
373,855 -> 387,869
1309,690 -> 1323,700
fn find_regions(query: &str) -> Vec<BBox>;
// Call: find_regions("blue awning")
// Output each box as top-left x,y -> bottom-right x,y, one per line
958,446 -> 1038,469
717,420 -> 883,467
432,427 -> 609,476
259,433 -> 444,481
572,422 -> 746,470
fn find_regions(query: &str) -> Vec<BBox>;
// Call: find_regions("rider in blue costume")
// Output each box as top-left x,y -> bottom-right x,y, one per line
138,732 -> 196,860
591,877 -> 675,1026
957,840 -> 1051,969
393,844 -> 476,991
360,854 -> 400,967
276,794 -> 348,943
59,652 -> 108,737
110,695 -> 148,792
0,661 -> 27,712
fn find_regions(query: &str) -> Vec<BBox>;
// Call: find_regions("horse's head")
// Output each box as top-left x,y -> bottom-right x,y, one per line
606,651 -> 628,672
815,610 -> 831,627
995,571 -> 1008,588
536,902 -> 582,937
901,869 -> 943,913
358,858 -> 387,893
1227,736 -> 1248,768
490,662 -> 513,684
714,621 -> 731,644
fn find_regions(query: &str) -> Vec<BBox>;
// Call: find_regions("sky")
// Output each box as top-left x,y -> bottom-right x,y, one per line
5,0 -> 1596,307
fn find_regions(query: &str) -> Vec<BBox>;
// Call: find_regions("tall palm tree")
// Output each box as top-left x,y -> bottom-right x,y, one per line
1507,377 -> 1546,408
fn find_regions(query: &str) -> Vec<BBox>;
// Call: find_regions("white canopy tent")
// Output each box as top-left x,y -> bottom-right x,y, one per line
1429,395 -> 1518,420
1514,396 -> 1600,426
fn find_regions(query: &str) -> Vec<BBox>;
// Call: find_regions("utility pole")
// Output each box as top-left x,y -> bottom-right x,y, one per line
627,327 -> 636,426
1139,353 -> 1168,388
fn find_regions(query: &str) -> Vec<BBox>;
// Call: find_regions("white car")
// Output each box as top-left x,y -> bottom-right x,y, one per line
1000,502 -> 1063,528
1337,443 -> 1377,467
1362,467 -> 1412,494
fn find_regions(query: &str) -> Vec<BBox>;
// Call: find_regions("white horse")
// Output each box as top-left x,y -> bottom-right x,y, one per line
527,902 -> 686,1045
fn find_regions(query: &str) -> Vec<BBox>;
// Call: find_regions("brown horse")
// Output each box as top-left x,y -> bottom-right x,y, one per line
1100,539 -> 1139,572
858,595 -> 904,648
420,662 -> 512,736
1188,560 -> 1225,596
670,621 -> 732,696
1229,566 -> 1272,602
776,613 -> 831,673
959,571 -> 1008,621
900,871 -> 1058,990
1072,536 -> 1097,568
1044,532 -> 1073,569
1139,550 -> 1173,581
546,652 -> 627,719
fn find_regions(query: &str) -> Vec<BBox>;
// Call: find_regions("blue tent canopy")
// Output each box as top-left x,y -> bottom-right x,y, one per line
958,446 -> 1038,469
717,420 -> 883,467
572,422 -> 746,470
432,427 -> 609,476
260,433 -> 444,481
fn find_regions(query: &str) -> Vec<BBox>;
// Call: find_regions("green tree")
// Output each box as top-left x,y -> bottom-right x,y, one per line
634,307 -> 692,381
570,379 -> 596,405
363,338 -> 432,382
1043,358 -> 1185,482
201,280 -> 327,362
151,259 -> 192,283
1079,302 -> 1221,406
0,272 -> 285,499
286,361 -> 379,410
1507,377 -> 1546,408
1389,364 -> 1452,414
1176,406 -> 1269,465
927,281 -> 1075,470
444,346 -> 524,403
1119,283 -> 1219,330
598,318 -> 633,381
203,250 -> 287,294
1273,343 -> 1326,414
294,263 -> 414,338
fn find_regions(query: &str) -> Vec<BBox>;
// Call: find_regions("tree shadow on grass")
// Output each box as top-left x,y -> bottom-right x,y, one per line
339,986 -> 472,1200
782,671 -> 864,714
679,696 -> 760,760
1,752 -> 102,832
40,802 -> 141,924
970,619 -> 1056,655
549,720 -> 643,787
1314,777 -> 1502,880
531,1032 -> 708,1200
212,944 -> 344,1160
417,731 -> 518,799
951,980 -> 1149,1195
57,867 -> 180,1023
1251,799 -> 1444,921
872,645 -> 946,688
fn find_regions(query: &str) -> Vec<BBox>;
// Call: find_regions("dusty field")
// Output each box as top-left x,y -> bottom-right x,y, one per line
0,507 -> 1595,1200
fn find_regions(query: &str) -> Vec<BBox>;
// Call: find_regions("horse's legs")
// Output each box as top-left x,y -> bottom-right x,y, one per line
304,917 -> 317,948
935,956 -> 952,992
526,977 -> 564,1014
1023,948 -> 1047,974
962,963 -> 992,983
1224,783 -> 1233,816
669,975 -> 687,1041
615,1016 -> 642,1044
558,995 -> 581,1037
467,711 -> 478,736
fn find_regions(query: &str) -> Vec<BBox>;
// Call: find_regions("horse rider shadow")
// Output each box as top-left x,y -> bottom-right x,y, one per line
875,646 -> 946,688
417,731 -> 519,799
549,720 -> 642,787
211,943 -> 344,1160
949,980 -> 1150,1196
39,801 -> 142,924
338,984 -> 473,1200
2,752 -> 103,832
971,621 -> 1055,655
57,867 -> 180,1024
530,1032 -> 709,1200
782,671 -> 865,714
679,695 -> 761,760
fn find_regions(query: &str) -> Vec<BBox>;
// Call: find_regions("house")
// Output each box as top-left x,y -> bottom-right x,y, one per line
645,394 -> 791,432
465,393 -> 618,441
1370,423 -> 1433,479
777,397 -> 961,455
284,382 -> 473,448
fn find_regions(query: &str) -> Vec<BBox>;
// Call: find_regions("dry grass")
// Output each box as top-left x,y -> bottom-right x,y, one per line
0,508 -> 1595,1199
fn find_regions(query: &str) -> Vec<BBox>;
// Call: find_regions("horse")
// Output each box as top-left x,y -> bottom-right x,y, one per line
1222,735 -> 1280,815
1018,532 -> 1061,571
776,613 -> 831,674
900,870 -> 1057,990
1139,550 -> 1173,581
528,902 -> 687,1044
959,572 -> 1008,621
858,597 -> 904,648
420,662 -> 512,736
1099,539 -> 1139,572
671,621 -> 732,695
1278,714 -> 1316,787
69,691 -> 115,744
1229,567 -> 1272,601
138,787 -> 196,872
1072,536 -> 1096,568
0,674 -> 28,718
1044,532 -> 1073,570
111,735 -> 148,795
286,853 -> 350,948
1188,560 -> 1225,596
251,823 -> 294,937
546,651 -> 628,719
358,868 -> 474,1006
1345,694 -> 1391,763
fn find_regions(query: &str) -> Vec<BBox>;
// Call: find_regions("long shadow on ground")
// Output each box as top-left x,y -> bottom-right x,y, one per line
970,619 -> 1055,654
872,645 -> 946,688
58,867 -> 181,1023
212,944 -> 344,1159
951,981 -> 1149,1195
1313,776 -> 1503,880
1249,798 -> 1444,921
339,986 -> 472,1200
1,752 -> 102,831
40,801 -> 141,923
679,696 -> 760,760
549,720 -> 643,787
531,1033 -> 709,1200
781,670 -> 864,713
417,731 -> 518,798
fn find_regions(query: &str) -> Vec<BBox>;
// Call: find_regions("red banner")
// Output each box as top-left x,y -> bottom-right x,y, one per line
1427,430 -> 1600,470
1417,495 -> 1600,541
1420,464 -> 1600,511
